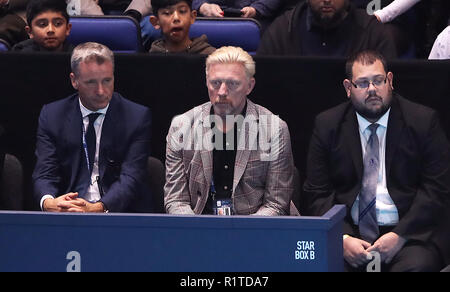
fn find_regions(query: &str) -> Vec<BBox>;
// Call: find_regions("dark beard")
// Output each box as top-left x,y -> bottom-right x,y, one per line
356,103 -> 390,121
353,93 -> 392,121
310,4 -> 349,29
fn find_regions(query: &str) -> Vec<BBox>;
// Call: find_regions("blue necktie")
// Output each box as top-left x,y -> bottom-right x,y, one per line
86,113 -> 101,175
359,123 -> 380,243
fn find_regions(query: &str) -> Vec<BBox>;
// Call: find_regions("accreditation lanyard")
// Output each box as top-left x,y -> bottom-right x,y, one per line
210,178 -> 233,216
81,119 -> 92,174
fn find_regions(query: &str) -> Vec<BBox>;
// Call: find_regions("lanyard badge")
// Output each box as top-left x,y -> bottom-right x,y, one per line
210,179 -> 233,216
82,125 -> 91,174
214,199 -> 233,215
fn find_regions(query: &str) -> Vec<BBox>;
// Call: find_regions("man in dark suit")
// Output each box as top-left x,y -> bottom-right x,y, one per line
32,42 -> 152,213
304,50 -> 450,271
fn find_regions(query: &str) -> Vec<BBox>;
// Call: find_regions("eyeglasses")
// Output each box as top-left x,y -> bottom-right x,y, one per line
350,76 -> 387,89
208,79 -> 242,91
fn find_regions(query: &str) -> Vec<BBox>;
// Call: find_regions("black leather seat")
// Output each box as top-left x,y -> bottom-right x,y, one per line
0,153 -> 23,210
147,156 -> 165,213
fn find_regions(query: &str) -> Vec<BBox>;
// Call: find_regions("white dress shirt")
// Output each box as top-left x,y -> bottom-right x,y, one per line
351,109 -> 400,226
40,100 -> 109,210
79,100 -> 109,203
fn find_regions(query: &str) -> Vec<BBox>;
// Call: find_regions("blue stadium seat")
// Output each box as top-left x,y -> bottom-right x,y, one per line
190,17 -> 261,55
0,39 -> 10,52
68,16 -> 143,53
141,17 -> 261,54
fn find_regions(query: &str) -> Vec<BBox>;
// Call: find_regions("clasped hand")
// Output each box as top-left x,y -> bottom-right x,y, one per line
43,192 -> 104,213
199,3 -> 256,18
343,232 -> 406,268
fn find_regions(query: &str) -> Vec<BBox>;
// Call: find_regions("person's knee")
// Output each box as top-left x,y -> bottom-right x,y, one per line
389,258 -> 440,272
388,244 -> 443,272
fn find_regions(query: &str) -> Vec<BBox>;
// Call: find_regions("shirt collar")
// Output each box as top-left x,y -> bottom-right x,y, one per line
79,98 -> 109,118
356,108 -> 391,133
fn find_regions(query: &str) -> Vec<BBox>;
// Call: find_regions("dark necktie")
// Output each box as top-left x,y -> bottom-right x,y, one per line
359,123 -> 380,243
86,113 -> 101,175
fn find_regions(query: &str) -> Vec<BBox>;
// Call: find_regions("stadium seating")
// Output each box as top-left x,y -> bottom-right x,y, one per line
0,39 -> 9,52
68,15 -> 143,53
190,17 -> 261,55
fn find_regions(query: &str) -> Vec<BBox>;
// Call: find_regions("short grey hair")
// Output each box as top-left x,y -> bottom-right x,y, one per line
71,42 -> 114,75
205,46 -> 255,80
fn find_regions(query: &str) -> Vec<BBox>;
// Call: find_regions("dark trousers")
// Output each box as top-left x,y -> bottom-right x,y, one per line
345,226 -> 444,272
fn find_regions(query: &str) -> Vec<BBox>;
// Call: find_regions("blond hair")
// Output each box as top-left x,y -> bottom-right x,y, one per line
205,46 -> 255,79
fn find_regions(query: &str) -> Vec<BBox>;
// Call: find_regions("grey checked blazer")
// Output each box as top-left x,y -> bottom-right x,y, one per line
164,99 -> 295,215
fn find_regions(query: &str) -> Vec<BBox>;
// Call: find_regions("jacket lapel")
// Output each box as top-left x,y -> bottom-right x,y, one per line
199,103 -> 213,190
232,100 -> 256,193
64,95 -> 84,190
385,96 -> 404,177
342,106 -> 364,180
98,93 -> 119,181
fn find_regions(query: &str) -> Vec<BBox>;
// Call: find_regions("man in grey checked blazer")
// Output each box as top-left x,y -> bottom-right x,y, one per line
164,46 -> 295,215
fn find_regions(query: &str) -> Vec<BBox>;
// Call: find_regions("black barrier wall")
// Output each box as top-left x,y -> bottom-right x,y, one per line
0,52 -> 449,211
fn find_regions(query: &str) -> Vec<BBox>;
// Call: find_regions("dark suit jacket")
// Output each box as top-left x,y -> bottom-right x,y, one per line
32,92 -> 152,212
303,94 -> 450,262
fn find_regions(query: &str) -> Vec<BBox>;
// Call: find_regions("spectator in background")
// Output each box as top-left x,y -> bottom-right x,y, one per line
149,0 -> 215,54
66,0 -> 103,15
12,0 -> 74,52
257,0 -> 397,58
372,0 -> 420,23
303,50 -> 450,271
123,0 -> 152,20
355,0 -> 449,58
0,0 -> 28,49
193,0 -> 282,31
428,25 -> 450,59
352,0 -> 418,58
374,0 -> 421,56
33,42 -> 153,213
66,0 -> 152,22
422,0 -> 450,58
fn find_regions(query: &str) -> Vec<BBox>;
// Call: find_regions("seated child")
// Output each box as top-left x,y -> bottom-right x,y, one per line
149,0 -> 215,54
13,0 -> 73,52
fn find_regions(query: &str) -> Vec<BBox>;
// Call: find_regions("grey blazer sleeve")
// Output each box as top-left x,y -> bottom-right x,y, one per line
164,114 -> 196,215
253,118 -> 294,216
